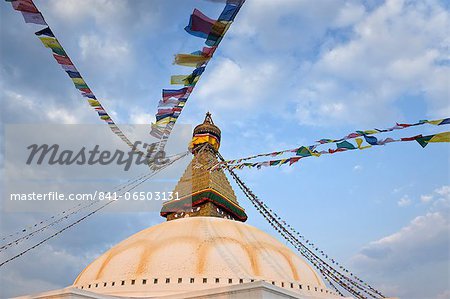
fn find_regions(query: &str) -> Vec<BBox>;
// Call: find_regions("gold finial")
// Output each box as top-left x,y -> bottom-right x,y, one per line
204,112 -> 215,125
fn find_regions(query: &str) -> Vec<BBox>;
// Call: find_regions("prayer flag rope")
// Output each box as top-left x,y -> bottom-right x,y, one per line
213,121 -> 450,170
216,117 -> 450,167
6,0 -> 136,149
0,152 -> 189,267
150,1 -> 246,150
219,131 -> 450,170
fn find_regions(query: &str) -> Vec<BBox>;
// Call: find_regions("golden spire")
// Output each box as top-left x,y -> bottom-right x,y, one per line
161,113 -> 247,222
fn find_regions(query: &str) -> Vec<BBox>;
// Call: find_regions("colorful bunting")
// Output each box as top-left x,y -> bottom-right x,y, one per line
217,117 -> 450,165
7,0 -> 136,149
150,1 -> 246,148
217,131 -> 450,170
415,132 -> 450,148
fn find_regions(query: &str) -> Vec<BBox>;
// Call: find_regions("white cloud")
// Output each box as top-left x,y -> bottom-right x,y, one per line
437,290 -> 450,299
196,58 -> 280,111
352,211 -> 450,298
420,194 -> 433,203
397,195 -> 411,207
129,112 -> 153,125
213,0 -> 450,127
431,185 -> 450,212
419,185 -> 450,209
435,185 -> 450,197
2,90 -> 91,125
294,0 -> 450,125
79,34 -> 131,69
333,2 -> 366,28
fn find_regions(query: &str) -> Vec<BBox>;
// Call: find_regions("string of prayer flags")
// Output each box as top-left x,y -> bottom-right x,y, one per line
10,0 -> 46,25
218,117 -> 450,165
7,0 -> 136,149
150,0 -> 246,148
219,131 -> 450,171
317,118 -> 450,145
296,146 -> 320,157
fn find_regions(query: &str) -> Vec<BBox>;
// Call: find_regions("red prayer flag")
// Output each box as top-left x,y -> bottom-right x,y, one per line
79,88 -> 92,93
346,133 -> 361,138
192,9 -> 215,31
396,122 -> 413,128
328,148 -> 347,154
53,54 -> 72,65
289,157 -> 302,165
12,0 -> 39,13
401,134 -> 422,141
202,46 -> 217,57
185,9 -> 216,38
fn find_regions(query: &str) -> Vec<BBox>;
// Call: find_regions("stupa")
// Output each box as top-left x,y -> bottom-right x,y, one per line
15,114 -> 344,299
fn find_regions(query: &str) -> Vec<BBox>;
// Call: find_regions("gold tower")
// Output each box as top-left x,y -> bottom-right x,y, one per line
161,113 -> 247,221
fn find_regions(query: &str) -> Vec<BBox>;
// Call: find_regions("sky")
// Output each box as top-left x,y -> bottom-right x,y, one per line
0,0 -> 449,298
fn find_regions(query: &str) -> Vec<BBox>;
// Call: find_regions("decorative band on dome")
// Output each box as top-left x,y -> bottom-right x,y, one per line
161,188 -> 248,221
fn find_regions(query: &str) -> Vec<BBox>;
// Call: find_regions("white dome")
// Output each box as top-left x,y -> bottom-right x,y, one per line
73,217 -> 338,298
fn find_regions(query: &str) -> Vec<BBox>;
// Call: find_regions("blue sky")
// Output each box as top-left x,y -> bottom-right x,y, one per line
0,0 -> 449,298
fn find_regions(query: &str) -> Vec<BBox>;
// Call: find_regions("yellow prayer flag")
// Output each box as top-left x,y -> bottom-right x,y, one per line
426,119 -> 443,125
309,148 -> 321,157
363,130 -> 379,135
88,99 -> 100,107
356,138 -> 371,150
72,78 -> 86,85
155,117 -> 177,126
429,132 -> 450,143
174,54 -> 210,67
39,37 -> 62,49
170,75 -> 189,85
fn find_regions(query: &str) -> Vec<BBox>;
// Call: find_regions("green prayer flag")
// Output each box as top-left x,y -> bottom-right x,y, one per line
336,140 -> 356,150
